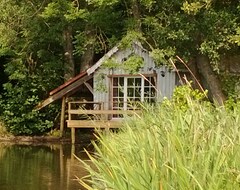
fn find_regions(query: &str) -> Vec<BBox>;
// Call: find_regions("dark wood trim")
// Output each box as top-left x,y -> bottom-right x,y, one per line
107,73 -> 157,78
50,71 -> 88,96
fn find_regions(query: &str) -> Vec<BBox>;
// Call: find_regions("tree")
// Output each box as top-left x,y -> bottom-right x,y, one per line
0,0 -> 239,135
135,0 -> 239,104
88,0 -> 240,104
0,0 -> 63,134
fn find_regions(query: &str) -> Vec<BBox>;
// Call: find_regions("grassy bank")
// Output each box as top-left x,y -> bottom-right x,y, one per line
80,91 -> 240,189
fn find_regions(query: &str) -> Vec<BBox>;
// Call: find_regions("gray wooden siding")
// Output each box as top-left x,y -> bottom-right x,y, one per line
93,44 -> 177,107
93,68 -> 110,110
156,67 -> 176,100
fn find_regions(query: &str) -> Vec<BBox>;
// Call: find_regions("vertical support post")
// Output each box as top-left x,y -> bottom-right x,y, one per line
60,96 -> 66,137
100,102 -> 104,120
71,144 -> 76,160
68,101 -> 76,144
71,128 -> 75,144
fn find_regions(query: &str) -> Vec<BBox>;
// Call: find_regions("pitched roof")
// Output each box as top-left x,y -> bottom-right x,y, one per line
35,42 -> 143,110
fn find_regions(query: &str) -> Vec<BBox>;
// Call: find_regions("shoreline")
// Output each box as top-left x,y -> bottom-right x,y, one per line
0,132 -> 95,145
0,135 -> 72,144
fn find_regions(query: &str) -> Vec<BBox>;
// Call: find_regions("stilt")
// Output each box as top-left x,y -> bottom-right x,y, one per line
60,96 -> 66,137
71,144 -> 76,160
71,128 -> 75,144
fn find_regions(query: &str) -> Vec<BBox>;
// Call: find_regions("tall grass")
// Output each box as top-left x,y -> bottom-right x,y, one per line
79,92 -> 240,190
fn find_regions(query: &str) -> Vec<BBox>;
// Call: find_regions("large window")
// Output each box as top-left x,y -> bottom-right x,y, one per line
111,75 -> 156,112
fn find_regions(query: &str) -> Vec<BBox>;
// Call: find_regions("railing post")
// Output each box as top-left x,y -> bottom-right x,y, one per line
68,101 -> 76,144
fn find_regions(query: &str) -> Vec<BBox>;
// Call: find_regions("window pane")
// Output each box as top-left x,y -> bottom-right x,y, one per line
127,78 -> 134,86
113,88 -> 118,97
127,87 -> 134,97
144,87 -> 150,97
135,78 -> 141,86
144,78 -> 150,86
113,78 -> 118,86
113,98 -> 118,102
135,87 -> 141,97
119,89 -> 124,97
119,77 -> 124,86
150,87 -> 156,97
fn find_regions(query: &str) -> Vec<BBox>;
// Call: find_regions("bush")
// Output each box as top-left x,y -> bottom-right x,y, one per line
0,72 -> 59,135
80,86 -> 240,190
0,82 -> 54,135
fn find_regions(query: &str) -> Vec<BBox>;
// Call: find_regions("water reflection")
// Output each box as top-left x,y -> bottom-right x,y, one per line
0,142 -> 92,190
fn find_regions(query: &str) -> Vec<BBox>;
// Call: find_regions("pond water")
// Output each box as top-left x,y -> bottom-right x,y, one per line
0,142 -> 93,190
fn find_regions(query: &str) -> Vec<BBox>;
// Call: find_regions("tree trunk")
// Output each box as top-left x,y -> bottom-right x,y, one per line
187,58 -> 202,90
131,0 -> 141,32
63,25 -> 75,81
80,25 -> 95,72
196,54 -> 226,105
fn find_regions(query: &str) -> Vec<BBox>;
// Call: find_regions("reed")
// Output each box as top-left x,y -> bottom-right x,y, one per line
79,93 -> 240,190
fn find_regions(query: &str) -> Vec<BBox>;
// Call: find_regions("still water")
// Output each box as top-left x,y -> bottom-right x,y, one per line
0,142 -> 92,190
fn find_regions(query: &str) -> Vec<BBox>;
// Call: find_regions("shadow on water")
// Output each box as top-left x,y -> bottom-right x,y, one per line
0,142 -> 93,190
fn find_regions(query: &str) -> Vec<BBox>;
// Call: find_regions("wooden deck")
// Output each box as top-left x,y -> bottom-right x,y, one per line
67,101 -> 141,143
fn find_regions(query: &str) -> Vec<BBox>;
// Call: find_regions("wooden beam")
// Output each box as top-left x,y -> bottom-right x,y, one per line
35,74 -> 93,110
84,82 -> 93,94
67,120 -> 122,128
68,109 -> 141,115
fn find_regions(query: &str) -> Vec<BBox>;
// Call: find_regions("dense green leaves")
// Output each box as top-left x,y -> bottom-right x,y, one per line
0,0 -> 240,135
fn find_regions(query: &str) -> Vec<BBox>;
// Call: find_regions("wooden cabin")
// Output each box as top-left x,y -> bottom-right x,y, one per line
37,42 -> 183,143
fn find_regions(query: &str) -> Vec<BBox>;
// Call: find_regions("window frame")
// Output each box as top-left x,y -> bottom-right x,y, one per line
109,74 -> 157,112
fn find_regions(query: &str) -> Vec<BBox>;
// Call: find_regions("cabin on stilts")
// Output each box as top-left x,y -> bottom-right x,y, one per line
36,42 -> 186,143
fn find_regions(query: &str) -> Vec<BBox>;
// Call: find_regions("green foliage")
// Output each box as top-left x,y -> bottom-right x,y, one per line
41,1 -> 88,22
0,1 -> 65,135
150,48 -> 176,67
230,27 -> 240,46
0,62 -> 59,135
95,73 -> 108,93
182,1 -> 207,15
163,84 -> 208,112
80,93 -> 240,190
88,0 -> 119,7
102,58 -> 119,69
221,74 -> 240,100
120,31 -> 145,49
103,54 -> 144,74
0,0 -> 240,136
122,55 -> 144,74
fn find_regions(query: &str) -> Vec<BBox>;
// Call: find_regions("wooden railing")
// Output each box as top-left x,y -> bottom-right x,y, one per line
67,101 -> 141,143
